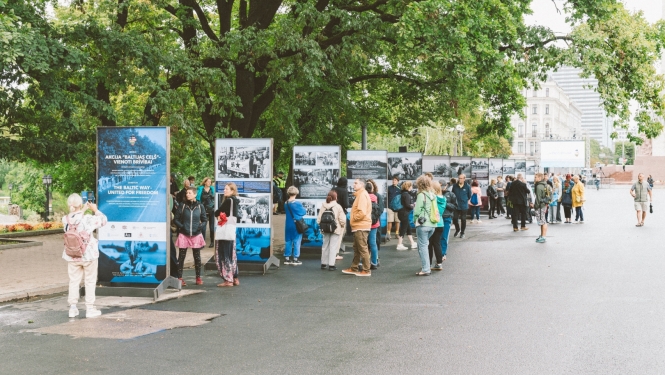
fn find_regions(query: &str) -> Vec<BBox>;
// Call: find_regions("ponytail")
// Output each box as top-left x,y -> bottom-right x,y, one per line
326,190 -> 338,204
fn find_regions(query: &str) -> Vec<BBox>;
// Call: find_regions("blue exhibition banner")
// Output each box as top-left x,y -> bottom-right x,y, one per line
97,127 -> 169,284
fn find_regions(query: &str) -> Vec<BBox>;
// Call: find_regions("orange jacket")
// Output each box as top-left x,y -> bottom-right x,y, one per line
350,189 -> 372,231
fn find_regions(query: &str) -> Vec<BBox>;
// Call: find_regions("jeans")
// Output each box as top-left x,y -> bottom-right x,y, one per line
547,204 -> 556,222
556,202 -> 562,221
351,230 -> 370,272
512,204 -> 527,229
575,207 -> 584,221
428,227 -> 443,264
453,209 -> 467,234
284,234 -> 303,259
441,217 -> 452,257
471,206 -> 480,220
416,226 -> 434,273
368,227 -> 378,266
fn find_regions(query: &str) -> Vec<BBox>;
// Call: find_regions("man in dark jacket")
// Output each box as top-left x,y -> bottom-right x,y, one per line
510,174 -> 530,231
386,176 -> 401,240
451,174 -> 471,239
333,177 -> 350,214
440,180 -> 457,259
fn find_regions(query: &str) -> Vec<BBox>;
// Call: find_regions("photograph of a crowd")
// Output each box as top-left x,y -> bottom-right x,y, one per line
294,152 -> 317,166
217,146 -> 270,179
293,168 -> 340,199
388,155 -> 422,180
316,152 -> 339,167
236,193 -> 271,225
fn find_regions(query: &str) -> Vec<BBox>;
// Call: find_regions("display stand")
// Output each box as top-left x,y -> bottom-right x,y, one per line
204,255 -> 279,275
88,277 -> 181,301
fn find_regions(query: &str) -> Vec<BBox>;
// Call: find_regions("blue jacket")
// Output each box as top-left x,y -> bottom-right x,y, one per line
285,200 -> 307,241
452,183 -> 471,211
196,186 -> 216,202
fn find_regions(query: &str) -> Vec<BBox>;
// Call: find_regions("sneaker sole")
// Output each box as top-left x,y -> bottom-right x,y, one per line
341,270 -> 358,275
355,273 -> 371,277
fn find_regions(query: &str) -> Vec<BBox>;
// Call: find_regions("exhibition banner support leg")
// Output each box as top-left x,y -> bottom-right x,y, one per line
82,276 -> 182,302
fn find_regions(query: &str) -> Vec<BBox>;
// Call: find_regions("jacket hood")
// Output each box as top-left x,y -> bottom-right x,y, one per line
321,201 -> 338,209
337,177 -> 348,188
436,195 -> 446,204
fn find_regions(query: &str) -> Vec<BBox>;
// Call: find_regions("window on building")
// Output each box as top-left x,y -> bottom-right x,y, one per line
518,142 -> 524,153
532,105 -> 537,114
545,123 -> 550,137
533,90 -> 537,97
546,88 -> 549,97
545,104 -> 549,115
518,124 -> 524,137
532,123 -> 538,137
530,142 -> 535,154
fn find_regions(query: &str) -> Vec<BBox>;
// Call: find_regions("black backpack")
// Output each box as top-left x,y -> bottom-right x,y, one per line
319,207 -> 337,233
371,200 -> 381,225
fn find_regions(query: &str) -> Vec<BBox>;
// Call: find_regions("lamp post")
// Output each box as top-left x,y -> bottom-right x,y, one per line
455,124 -> 465,156
8,183 -> 12,205
42,175 -> 52,221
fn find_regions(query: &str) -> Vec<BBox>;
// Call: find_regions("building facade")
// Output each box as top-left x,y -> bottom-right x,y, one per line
510,81 -> 583,162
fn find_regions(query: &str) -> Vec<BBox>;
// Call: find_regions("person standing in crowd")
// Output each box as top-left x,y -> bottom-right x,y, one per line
571,175 -> 585,223
214,183 -> 240,287
342,178 -> 372,276
631,173 -> 653,227
440,180 -> 456,262
196,177 -> 216,248
554,173 -> 563,222
63,194 -> 107,319
487,179 -> 498,219
176,178 -> 190,203
188,175 -> 196,188
396,181 -> 417,250
284,186 -> 306,265
533,173 -> 549,243
505,175 -> 513,219
548,175 -> 561,223
469,180 -> 482,223
333,176 -> 349,258
452,174 -> 471,239
561,174 -> 574,223
173,187 -> 208,286
413,176 -> 436,276
495,176 -> 506,216
273,171 -> 286,214
366,180 -> 380,270
170,173 -> 179,200
272,177 -> 283,215
318,190 -> 346,270
386,176 -> 401,241
428,181 -> 446,271
510,174 -> 530,232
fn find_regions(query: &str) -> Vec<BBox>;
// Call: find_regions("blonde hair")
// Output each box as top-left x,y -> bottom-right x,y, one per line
287,186 -> 299,196
201,177 -> 212,186
224,182 -> 238,196
401,181 -> 412,191
415,175 -> 431,193
490,179 -> 496,185
432,181 -> 442,195
67,193 -> 84,213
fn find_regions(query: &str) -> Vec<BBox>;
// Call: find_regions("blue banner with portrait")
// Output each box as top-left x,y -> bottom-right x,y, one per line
97,127 -> 169,284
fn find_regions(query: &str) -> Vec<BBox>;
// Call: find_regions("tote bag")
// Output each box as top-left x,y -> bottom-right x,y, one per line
215,198 -> 237,241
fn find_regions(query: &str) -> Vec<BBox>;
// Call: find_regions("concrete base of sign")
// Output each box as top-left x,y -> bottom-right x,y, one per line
85,276 -> 182,301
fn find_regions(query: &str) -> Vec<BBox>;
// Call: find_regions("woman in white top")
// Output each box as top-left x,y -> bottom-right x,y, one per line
62,193 -> 107,319
317,190 -> 346,271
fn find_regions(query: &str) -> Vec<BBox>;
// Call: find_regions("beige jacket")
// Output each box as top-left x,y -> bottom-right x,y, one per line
317,201 -> 346,235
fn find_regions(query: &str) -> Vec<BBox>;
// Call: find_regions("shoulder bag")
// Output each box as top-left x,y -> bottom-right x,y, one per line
215,198 -> 237,241
287,201 -> 309,234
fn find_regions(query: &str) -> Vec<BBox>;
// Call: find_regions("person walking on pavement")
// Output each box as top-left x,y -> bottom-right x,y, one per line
533,173 -> 549,243
413,176 -> 437,276
214,183 -> 240,287
571,175 -> 585,223
396,181 -> 417,250
342,178 -> 373,276
173,187 -> 208,286
630,173 -> 653,227
452,174 -> 471,239
495,176 -> 506,216
63,193 -> 108,319
284,186 -> 306,265
647,174 -> 654,189
196,177 -> 216,247
510,174 -> 530,232
428,181 -> 446,271
386,176 -> 401,241
317,190 -> 346,270
440,180 -> 457,262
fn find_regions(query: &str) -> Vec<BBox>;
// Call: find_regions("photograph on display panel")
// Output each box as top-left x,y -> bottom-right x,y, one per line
526,160 -> 537,174
471,158 -> 489,179
316,151 -> 339,168
347,151 -> 388,180
299,199 -> 321,217
489,158 -> 503,177
422,156 -> 452,178
216,146 -> 270,180
236,228 -> 271,260
514,160 -> 527,174
450,157 -> 472,177
387,153 -> 422,180
301,218 -> 324,248
502,159 -> 515,175
293,168 -> 340,199
236,194 -> 270,225
294,151 -> 316,166
478,179 -> 489,196
97,240 -> 167,283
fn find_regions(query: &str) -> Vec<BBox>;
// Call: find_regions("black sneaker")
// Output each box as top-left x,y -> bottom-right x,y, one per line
370,264 -> 378,270
328,266 -> 337,271
321,264 -> 327,270
460,234 -> 466,239
292,258 -> 302,266
453,231 -> 460,238
283,258 -> 292,265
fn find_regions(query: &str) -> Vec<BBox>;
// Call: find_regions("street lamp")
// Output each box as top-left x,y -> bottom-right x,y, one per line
455,124 -> 465,156
8,183 -> 12,205
42,175 -> 52,221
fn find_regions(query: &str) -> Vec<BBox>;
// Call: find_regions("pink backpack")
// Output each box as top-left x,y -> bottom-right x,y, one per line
64,214 -> 90,259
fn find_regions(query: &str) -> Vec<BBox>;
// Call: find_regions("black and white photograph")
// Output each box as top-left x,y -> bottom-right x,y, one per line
471,158 -> 489,179
388,153 -> 422,180
235,228 -> 271,260
477,179 -> 489,196
422,156 -> 451,178
526,160 -> 537,174
293,168 -> 339,199
347,150 -> 388,180
216,144 -> 271,180
515,160 -> 527,174
300,200 -> 320,217
295,152 -> 316,166
489,158 -> 503,176
316,151 -> 339,167
502,159 -> 515,175
450,157 -> 472,177
235,193 -> 271,225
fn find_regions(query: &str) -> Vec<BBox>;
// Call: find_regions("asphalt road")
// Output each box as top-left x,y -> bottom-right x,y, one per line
1,187 -> 663,375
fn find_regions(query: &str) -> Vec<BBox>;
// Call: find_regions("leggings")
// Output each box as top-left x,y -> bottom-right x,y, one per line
428,227 -> 443,264
575,207 -> 584,221
177,247 -> 203,278
200,211 -> 215,243
398,210 -> 412,238
563,206 -> 572,219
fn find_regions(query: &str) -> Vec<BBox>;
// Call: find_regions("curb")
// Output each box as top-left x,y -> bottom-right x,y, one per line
0,229 -> 63,238
0,283 -> 69,304
0,239 -> 43,251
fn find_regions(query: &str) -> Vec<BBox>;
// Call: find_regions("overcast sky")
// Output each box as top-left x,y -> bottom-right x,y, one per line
525,0 -> 663,34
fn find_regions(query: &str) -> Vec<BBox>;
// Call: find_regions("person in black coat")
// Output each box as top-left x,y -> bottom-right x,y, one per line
396,181 -> 416,250
213,182 -> 241,287
509,174 -> 530,231
333,177 -> 349,214
172,187 -> 208,286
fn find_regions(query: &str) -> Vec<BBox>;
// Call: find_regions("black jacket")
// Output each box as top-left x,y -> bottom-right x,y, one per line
399,191 -> 414,212
214,196 -> 240,219
173,200 -> 208,236
442,190 -> 457,218
509,180 -> 529,206
334,177 -> 349,214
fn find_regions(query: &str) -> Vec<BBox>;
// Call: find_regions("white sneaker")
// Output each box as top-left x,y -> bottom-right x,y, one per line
86,308 -> 102,319
476,220 -> 482,223
68,305 -> 79,318
396,244 -> 408,251
470,219 -> 475,224
410,243 -> 418,249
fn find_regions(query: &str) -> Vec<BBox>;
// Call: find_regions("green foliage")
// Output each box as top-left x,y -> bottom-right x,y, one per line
614,142 -> 635,165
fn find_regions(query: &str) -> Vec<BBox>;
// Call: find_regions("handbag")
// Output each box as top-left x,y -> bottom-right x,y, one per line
287,201 -> 309,234
650,203 -> 653,214
215,198 -> 237,241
